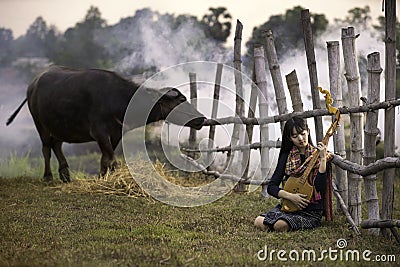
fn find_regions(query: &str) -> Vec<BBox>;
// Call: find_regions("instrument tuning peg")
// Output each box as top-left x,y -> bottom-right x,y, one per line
360,97 -> 368,104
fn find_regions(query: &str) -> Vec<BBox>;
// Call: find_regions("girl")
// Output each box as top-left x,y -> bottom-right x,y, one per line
254,117 -> 332,232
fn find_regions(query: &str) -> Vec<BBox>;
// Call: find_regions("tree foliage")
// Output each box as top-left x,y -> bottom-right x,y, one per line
201,7 -> 232,43
53,6 -> 110,68
10,16 -> 60,61
334,5 -> 372,30
0,28 -> 14,66
244,6 -> 328,67
0,5 -> 232,72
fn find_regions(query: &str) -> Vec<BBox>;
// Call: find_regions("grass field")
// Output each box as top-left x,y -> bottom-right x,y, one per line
0,154 -> 399,266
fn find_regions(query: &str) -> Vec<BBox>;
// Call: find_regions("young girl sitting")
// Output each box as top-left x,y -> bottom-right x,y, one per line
254,117 -> 332,232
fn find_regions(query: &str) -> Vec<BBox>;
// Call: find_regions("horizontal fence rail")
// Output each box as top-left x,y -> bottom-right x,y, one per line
182,140 -> 281,153
202,99 -> 400,126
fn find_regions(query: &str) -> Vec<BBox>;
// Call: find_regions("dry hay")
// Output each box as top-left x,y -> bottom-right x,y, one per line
60,159 -> 217,199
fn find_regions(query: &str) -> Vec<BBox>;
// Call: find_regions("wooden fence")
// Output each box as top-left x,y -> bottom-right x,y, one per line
182,5 -> 399,240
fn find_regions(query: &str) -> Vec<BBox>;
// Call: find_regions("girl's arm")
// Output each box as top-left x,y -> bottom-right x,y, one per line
266,152 -> 288,198
317,142 -> 327,173
267,151 -> 311,209
314,142 -> 328,193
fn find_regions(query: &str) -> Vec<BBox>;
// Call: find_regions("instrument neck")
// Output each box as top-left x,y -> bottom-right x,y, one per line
299,132 -> 330,183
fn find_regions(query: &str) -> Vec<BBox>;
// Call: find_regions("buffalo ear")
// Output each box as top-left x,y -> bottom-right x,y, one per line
162,88 -> 181,99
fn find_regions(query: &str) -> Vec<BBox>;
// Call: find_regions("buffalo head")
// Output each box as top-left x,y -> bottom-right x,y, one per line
157,87 -> 206,130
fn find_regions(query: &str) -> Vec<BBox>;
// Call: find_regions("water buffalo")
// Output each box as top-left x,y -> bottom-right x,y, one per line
7,65 -> 206,182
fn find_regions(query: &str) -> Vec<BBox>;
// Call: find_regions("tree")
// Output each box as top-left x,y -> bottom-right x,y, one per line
201,7 -> 232,43
244,6 -> 328,68
374,15 -> 400,98
374,15 -> 400,64
54,6 -> 110,68
11,16 -> 61,62
335,5 -> 372,30
0,28 -> 14,66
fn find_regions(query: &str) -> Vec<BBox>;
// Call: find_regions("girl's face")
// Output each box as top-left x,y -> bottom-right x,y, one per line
290,127 -> 309,149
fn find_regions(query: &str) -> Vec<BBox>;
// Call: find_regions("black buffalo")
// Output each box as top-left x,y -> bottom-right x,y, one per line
7,65 -> 206,182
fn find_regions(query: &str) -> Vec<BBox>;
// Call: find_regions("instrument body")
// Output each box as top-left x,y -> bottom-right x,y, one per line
281,173 -> 314,212
280,87 -> 341,213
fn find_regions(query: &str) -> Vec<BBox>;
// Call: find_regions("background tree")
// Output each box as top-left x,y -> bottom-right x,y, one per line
24,16 -> 48,57
374,15 -> 400,98
53,6 -> 110,68
0,28 -> 14,66
201,7 -> 232,43
335,6 -> 372,30
244,6 -> 328,68
12,16 -> 61,60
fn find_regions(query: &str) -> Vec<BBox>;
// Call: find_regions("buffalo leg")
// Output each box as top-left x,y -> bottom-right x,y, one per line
93,133 -> 117,176
33,120 -> 53,181
52,141 -> 70,183
42,144 -> 53,181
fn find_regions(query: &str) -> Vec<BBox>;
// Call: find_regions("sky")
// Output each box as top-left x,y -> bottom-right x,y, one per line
0,0 -> 386,44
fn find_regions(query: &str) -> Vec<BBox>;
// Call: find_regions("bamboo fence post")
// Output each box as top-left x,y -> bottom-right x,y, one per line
207,63 -> 223,169
341,26 -> 363,225
327,41 -> 348,209
230,20 -> 246,191
333,183 -> 361,235
301,9 -> 324,142
241,68 -> 258,180
382,0 -> 396,237
254,45 -> 270,197
188,72 -> 198,160
364,52 -> 382,235
286,70 -> 304,112
263,30 -> 288,131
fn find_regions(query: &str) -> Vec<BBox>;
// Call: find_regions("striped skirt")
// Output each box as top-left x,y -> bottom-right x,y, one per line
260,205 -> 323,231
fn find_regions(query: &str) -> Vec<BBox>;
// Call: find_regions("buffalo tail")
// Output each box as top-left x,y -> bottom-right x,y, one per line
6,98 -> 27,126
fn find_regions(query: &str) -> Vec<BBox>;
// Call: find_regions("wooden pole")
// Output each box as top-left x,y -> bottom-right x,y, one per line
364,52 -> 382,235
301,9 -> 323,142
382,0 -> 396,237
327,41 -> 348,209
333,183 -> 361,236
241,68 -> 258,180
231,20 -> 246,191
188,72 -> 198,160
331,155 -> 400,176
207,63 -> 223,169
286,70 -> 304,112
341,26 -> 363,225
361,219 -> 400,229
254,45 -> 270,197
263,30 -> 288,131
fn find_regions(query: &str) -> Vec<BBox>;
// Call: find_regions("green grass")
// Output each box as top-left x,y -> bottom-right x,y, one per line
0,154 -> 399,266
0,151 -> 102,179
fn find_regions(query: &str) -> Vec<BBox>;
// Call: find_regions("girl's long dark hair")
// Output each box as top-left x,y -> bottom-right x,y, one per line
280,116 -> 314,154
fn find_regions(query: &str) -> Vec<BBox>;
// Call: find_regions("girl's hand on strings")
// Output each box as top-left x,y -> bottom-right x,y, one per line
288,193 -> 310,210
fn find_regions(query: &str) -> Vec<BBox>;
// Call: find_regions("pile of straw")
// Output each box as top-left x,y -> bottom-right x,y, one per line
60,160 -> 214,199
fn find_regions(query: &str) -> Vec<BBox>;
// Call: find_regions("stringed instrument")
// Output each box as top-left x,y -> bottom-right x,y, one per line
281,87 -> 341,212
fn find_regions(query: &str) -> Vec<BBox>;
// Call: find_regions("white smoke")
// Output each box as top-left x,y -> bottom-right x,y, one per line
104,10 -> 233,74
